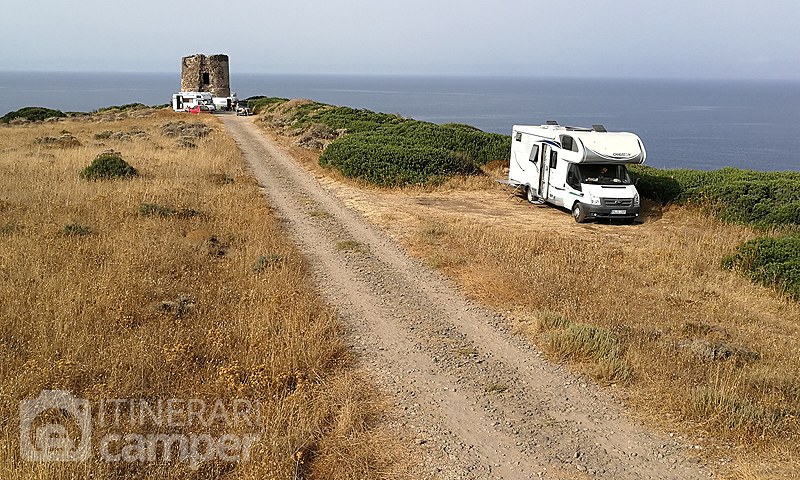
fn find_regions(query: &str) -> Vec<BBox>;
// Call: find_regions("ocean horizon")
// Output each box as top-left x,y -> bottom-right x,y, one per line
2,71 -> 798,172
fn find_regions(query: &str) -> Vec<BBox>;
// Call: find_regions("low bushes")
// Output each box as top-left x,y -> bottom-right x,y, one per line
161,121 -> 211,139
255,100 -> 510,185
61,222 -> 90,237
139,203 -> 200,219
629,165 -> 800,228
690,386 -> 789,434
304,106 -> 510,186
248,96 -> 290,114
33,134 -> 81,148
723,235 -> 800,300
1,107 -> 65,123
629,166 -> 800,300
537,311 -> 632,384
80,155 -> 137,180
96,103 -> 147,113
321,141 -> 482,186
294,106 -> 405,133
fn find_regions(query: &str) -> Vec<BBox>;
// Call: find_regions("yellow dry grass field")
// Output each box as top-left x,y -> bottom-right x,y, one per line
261,117 -> 800,479
0,110 -> 401,479
401,177 -> 800,479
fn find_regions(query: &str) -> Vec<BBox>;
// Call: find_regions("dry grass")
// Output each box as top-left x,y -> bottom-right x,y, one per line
0,111 -> 403,479
404,207 -> 800,477
257,109 -> 800,477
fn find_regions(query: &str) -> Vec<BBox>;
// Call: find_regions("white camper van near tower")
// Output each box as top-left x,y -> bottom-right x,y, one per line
508,122 -> 646,223
171,92 -> 215,112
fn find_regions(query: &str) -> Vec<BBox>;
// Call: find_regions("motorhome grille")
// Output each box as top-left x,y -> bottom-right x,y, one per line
601,198 -> 634,208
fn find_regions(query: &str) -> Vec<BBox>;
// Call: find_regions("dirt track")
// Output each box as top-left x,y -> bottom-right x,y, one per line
220,114 -> 709,479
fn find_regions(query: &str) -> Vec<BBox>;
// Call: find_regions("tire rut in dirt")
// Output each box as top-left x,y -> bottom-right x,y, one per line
220,115 -> 708,480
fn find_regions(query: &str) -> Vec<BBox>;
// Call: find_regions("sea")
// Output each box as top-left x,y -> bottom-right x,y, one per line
1,72 -> 798,172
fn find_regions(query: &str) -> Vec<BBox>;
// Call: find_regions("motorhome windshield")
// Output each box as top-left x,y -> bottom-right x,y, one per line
577,164 -> 632,185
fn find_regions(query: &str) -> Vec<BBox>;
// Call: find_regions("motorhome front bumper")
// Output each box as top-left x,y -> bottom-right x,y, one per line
583,204 -> 640,219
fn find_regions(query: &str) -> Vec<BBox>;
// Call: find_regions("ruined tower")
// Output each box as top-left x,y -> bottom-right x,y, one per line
180,54 -> 230,97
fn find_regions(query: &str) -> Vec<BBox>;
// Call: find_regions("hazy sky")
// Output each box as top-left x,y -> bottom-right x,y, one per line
4,0 -> 799,79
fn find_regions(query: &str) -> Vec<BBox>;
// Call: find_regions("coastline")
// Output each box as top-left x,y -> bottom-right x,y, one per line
2,71 -> 799,172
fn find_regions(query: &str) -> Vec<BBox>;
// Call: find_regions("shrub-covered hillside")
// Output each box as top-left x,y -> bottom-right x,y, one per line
629,165 -> 800,300
629,165 -> 800,228
319,119 -> 510,186
258,100 -> 511,186
1,106 -> 66,123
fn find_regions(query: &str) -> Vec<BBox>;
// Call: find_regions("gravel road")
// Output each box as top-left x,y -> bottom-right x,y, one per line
220,114 -> 710,480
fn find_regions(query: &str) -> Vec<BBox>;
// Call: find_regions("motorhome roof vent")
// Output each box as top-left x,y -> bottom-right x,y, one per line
546,120 -> 559,125
592,124 -> 607,132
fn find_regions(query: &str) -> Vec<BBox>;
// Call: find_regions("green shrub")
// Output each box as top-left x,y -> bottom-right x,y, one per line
252,254 -> 284,273
0,221 -> 24,235
97,103 -> 147,113
548,322 -> 624,362
138,203 -> 200,218
139,203 -> 176,217
441,123 -> 484,132
1,107 -> 65,123
723,235 -> 800,300
206,173 -> 234,185
248,97 -> 289,114
629,165 -> 800,228
94,130 -> 113,139
306,107 -> 509,186
293,106 -> 405,133
62,222 -> 90,237
80,155 -> 137,180
252,99 -> 510,185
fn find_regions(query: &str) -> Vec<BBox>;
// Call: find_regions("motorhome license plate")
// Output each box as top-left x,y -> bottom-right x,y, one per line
611,209 -> 627,215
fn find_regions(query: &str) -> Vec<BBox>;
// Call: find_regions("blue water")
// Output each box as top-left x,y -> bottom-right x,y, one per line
2,72 -> 798,172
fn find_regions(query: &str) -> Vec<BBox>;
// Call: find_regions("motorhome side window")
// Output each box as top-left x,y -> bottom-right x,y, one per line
515,132 -> 522,142
567,164 -> 581,191
560,135 -> 578,152
528,145 -> 539,163
549,151 -> 557,169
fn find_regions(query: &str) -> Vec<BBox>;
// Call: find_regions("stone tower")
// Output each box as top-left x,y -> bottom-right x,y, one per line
180,54 -> 230,97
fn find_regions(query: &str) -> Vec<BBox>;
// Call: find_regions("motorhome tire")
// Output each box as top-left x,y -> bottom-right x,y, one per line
572,203 -> 586,223
526,185 -> 536,204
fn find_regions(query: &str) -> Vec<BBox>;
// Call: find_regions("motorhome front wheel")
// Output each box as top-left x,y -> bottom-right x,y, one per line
572,203 -> 586,223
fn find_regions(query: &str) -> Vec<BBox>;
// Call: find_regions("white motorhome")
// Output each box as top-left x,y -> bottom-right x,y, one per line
171,92 -> 215,112
212,92 -> 237,111
508,122 -> 646,223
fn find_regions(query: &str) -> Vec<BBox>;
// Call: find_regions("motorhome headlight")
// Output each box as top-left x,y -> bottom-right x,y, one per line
588,193 -> 601,205
634,192 -> 640,207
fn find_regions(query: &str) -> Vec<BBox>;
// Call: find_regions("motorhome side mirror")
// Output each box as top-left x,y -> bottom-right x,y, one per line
634,177 -> 640,186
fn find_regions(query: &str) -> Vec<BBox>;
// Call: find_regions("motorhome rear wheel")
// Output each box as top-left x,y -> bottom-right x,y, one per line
526,185 -> 537,203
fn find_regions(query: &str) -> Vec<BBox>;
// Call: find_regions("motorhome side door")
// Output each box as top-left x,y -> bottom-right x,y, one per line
539,145 -> 550,199
527,143 -> 540,193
